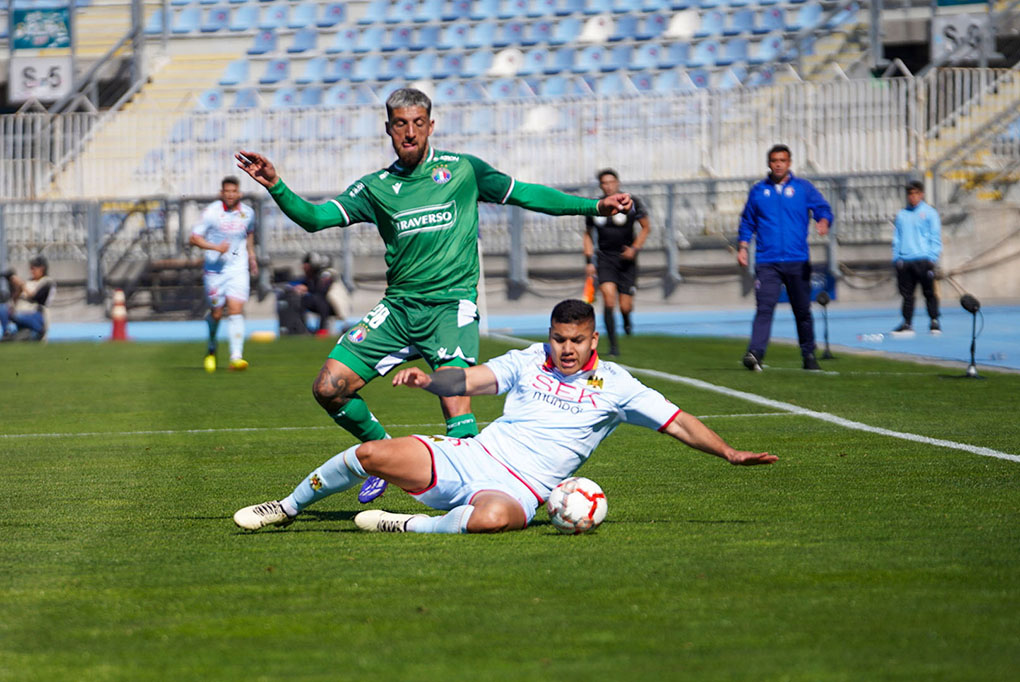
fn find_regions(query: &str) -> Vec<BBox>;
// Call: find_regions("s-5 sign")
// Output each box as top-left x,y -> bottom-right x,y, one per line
8,56 -> 73,103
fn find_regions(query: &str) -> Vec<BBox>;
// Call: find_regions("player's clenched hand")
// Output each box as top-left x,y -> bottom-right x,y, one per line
726,450 -> 778,466
236,150 -> 279,188
392,366 -> 432,389
597,193 -> 632,216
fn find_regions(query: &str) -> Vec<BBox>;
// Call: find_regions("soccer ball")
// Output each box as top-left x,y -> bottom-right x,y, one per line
546,477 -> 607,535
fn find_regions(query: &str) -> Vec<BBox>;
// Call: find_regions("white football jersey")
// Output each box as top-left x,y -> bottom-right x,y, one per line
192,200 -> 255,274
475,343 -> 681,500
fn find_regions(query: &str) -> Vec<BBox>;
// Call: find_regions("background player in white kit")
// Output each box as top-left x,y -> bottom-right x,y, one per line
234,300 -> 775,534
190,176 -> 258,372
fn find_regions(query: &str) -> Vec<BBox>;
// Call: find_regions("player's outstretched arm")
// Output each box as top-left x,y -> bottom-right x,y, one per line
663,412 -> 776,466
392,365 -> 499,397
236,151 -> 279,189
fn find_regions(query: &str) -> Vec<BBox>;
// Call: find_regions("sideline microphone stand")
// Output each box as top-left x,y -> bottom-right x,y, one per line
960,294 -> 983,379
815,290 -> 835,360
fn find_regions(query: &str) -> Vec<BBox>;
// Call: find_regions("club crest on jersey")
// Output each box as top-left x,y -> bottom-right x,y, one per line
586,375 -> 604,389
432,166 -> 452,184
347,324 -> 369,343
784,185 -> 795,197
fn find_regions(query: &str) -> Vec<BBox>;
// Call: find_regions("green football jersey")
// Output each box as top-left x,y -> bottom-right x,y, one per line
269,146 -> 601,303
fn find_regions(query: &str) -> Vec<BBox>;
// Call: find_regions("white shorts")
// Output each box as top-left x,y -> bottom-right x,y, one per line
406,435 -> 543,524
204,270 -> 249,308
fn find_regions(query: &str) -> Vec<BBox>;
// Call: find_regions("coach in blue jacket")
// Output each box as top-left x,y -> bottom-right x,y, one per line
891,180 -> 942,334
737,144 -> 833,371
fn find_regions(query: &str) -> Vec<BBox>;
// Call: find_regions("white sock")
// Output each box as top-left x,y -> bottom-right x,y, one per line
228,314 -> 244,360
406,505 -> 474,534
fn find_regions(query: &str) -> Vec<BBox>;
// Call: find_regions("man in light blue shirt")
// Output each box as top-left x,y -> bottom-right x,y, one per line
892,180 -> 942,334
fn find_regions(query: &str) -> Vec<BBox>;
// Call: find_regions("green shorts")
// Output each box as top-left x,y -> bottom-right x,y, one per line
329,296 -> 480,382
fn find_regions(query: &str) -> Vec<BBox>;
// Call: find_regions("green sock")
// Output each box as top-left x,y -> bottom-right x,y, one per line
330,394 -> 388,442
446,413 -> 478,438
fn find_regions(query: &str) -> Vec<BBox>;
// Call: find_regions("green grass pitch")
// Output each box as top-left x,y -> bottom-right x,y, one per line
2,335 -> 1019,681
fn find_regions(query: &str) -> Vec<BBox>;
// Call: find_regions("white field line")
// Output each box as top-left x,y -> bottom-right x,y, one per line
488,333 -> 1020,464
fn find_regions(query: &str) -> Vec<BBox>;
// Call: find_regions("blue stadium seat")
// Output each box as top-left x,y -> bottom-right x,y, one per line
499,0 -> 529,19
602,44 -> 631,71
641,0 -> 671,9
354,26 -> 384,53
407,52 -> 437,79
171,0 -> 191,6
229,0 -> 249,4
172,6 -> 200,33
629,70 -> 655,92
636,13 -> 668,39
432,80 -> 462,102
688,69 -> 710,89
494,21 -> 526,48
754,7 -> 784,34
295,56 -> 327,84
287,28 -> 318,53
351,55 -> 383,82
412,25 -> 439,50
528,0 -> 557,18
695,0 -> 721,8
325,57 -> 356,81
219,58 -> 250,85
463,50 -> 494,77
412,0 -> 443,22
259,58 -> 290,84
438,23 -> 470,49
288,3 -> 317,29
358,0 -> 387,24
523,20 -> 553,45
608,14 -> 638,41
325,27 -> 359,53
442,0 -> 472,21
232,88 -> 259,109
271,87 -> 299,109
724,8 -> 755,36
435,52 -> 467,78
549,16 -> 581,44
572,45 -> 607,72
200,6 -> 230,32
258,4 -> 288,30
323,84 -> 354,107
583,0 -> 611,15
384,25 -> 414,51
748,34 -> 782,63
199,0 -> 218,4
466,22 -> 496,48
694,10 -> 724,38
631,42 -> 664,70
826,3 -> 859,29
556,0 -> 584,16
788,2 -> 821,30
145,8 -> 166,34
663,41 -> 689,67
594,72 -> 632,94
488,78 -> 530,99
247,29 -> 277,54
716,66 -> 746,90
318,2 -> 346,27
379,54 -> 411,80
386,0 -> 416,23
544,46 -> 575,73
518,47 -> 550,75
686,39 -> 720,67
717,37 -> 748,65
229,4 -> 257,30
461,81 -> 488,100
196,88 -> 224,110
745,66 -> 774,87
471,0 -> 500,20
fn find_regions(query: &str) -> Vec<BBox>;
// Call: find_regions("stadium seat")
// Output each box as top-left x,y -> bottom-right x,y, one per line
748,34 -> 783,63
463,50 -> 495,77
491,48 -> 524,76
229,4 -> 257,30
354,26 -> 384,53
460,81 -> 488,100
695,0 -> 721,8
717,37 -> 748,65
259,58 -> 290,84
723,9 -> 755,36
412,25 -> 440,50
686,39 -> 720,67
325,27 -> 360,53
688,69 -> 710,89
386,0 -> 416,23
664,9 -> 697,39
608,14 -> 638,42
295,56 -> 327,84
219,58 -> 250,86
317,2 -> 346,27
471,0 -> 500,19
583,0 -> 612,15
171,0 -> 190,6
499,0 -> 529,19
549,16 -> 581,44
577,14 -> 611,42
323,84 -> 354,106
662,41 -> 690,67
826,3 -> 859,28
602,44 -> 631,71
521,104 -> 565,132
641,0 -> 672,9
325,57 -> 356,81
358,0 -> 387,24
543,46 -> 575,73
406,52 -> 437,79
594,72 -> 633,94
232,87 -> 259,109
636,13 -> 668,39
200,6 -> 230,32
438,23 -> 470,49
518,47 -> 550,75
466,22 -> 496,48
145,8 -> 166,35
379,54 -> 410,80
287,28 -> 318,53
271,87 -> 299,109
435,52 -> 467,78
524,20 -> 554,45
631,42 -> 664,70
745,65 -> 774,87
556,0 -> 584,15
384,25 -> 414,51
258,4 -> 288,30
288,3 -> 317,29
228,0 -> 248,4
247,29 -> 277,54
441,0 -> 472,21
787,3 -> 821,31
172,6 -> 200,33
196,88 -> 224,110
610,0 -> 631,12
754,7 -> 784,35
629,70 -> 655,92
488,78 -> 531,99
494,21 -> 526,48
716,67 -> 745,90
351,55 -> 383,82
432,80 -> 463,102
694,10 -> 724,38
528,0 -> 557,18
412,0 -> 443,22
572,45 -> 607,72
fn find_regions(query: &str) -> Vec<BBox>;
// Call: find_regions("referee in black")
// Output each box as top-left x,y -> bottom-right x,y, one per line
583,169 -> 651,356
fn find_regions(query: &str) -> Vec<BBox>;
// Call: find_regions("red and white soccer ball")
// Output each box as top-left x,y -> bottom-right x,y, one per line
546,477 -> 607,535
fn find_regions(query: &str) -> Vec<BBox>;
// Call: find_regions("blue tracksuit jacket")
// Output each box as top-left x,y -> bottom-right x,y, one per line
892,201 -> 941,263
738,173 -> 834,264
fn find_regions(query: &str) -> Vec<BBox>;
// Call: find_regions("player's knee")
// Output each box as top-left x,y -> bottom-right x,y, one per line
353,440 -> 390,473
466,502 -> 521,533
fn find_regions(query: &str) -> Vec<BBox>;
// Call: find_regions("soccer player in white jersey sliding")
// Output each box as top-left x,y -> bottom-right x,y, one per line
190,176 -> 258,372
234,299 -> 776,534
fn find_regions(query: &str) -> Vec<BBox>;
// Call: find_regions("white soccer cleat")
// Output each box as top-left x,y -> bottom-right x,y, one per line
354,509 -> 426,533
233,500 -> 294,531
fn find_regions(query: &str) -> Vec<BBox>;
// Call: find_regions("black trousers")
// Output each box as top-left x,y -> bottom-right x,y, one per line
896,260 -> 939,323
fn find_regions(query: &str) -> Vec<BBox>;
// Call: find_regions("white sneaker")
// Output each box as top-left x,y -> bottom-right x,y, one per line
233,500 -> 294,531
354,509 -> 426,532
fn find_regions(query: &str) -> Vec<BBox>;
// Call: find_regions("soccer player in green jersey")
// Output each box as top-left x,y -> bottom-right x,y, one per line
237,87 -> 632,503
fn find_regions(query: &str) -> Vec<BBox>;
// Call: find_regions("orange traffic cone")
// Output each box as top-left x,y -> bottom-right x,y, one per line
111,289 -> 128,341
582,275 -> 596,304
